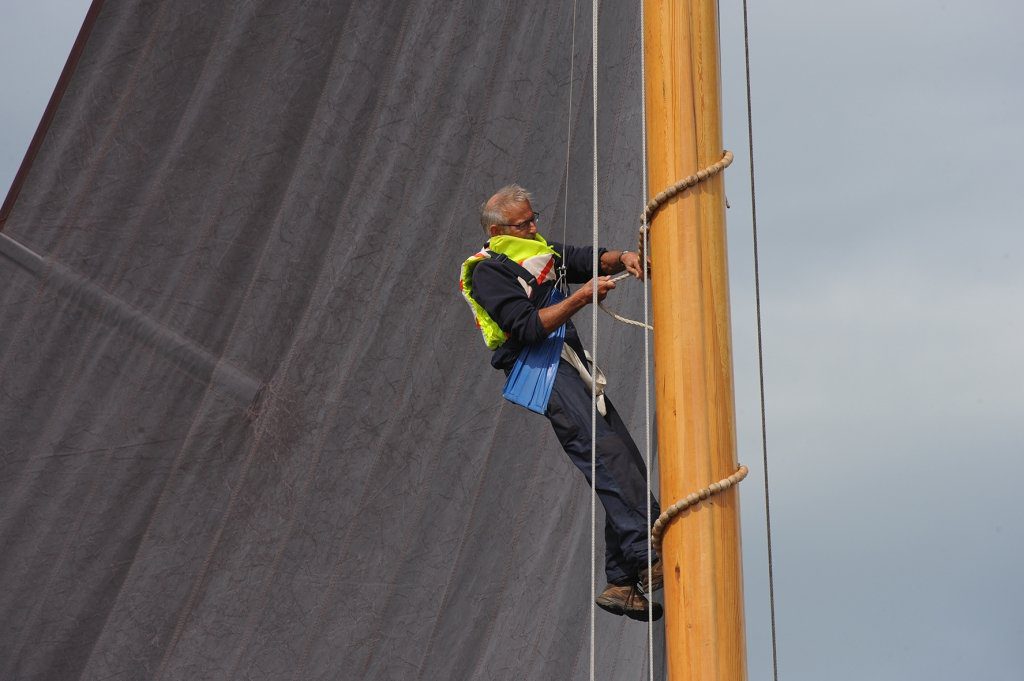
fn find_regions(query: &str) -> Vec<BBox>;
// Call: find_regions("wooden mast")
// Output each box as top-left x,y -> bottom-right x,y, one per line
643,1 -> 748,679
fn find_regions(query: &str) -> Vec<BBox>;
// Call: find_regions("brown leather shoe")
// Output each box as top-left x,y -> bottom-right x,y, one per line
639,558 -> 663,594
595,583 -> 663,621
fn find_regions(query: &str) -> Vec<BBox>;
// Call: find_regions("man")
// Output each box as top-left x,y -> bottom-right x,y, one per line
459,184 -> 663,621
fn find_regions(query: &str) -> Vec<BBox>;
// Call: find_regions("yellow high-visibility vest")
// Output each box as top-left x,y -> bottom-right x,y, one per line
458,234 -> 558,350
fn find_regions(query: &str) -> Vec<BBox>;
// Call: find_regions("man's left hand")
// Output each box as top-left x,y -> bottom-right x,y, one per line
621,251 -> 646,280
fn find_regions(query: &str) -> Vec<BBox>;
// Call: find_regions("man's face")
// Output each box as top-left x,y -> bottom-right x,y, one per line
494,200 -> 538,240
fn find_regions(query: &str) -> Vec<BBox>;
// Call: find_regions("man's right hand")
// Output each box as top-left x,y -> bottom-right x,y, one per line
537,276 -> 617,333
575,275 -> 616,304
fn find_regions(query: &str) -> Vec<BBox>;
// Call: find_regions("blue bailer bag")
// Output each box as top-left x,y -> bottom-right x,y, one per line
502,287 -> 566,414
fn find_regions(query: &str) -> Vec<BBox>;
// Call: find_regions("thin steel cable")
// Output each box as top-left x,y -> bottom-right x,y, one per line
741,0 -> 780,679
590,1 -> 599,679
639,0 -> 656,671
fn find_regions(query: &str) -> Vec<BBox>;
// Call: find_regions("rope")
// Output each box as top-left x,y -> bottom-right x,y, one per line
637,150 -> 734,258
597,272 -> 652,330
596,151 -> 734,331
638,0 -> 656,669
650,465 -> 749,554
598,302 -> 652,330
741,0 -> 781,678
589,1 -> 599,679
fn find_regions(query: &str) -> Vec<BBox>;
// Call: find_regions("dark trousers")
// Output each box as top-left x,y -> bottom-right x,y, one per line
544,359 -> 661,584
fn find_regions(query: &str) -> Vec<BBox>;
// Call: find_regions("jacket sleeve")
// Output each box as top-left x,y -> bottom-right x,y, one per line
550,241 -> 607,284
471,260 -> 548,346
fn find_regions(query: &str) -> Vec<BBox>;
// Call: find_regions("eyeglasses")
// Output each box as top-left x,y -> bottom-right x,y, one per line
497,212 -> 540,231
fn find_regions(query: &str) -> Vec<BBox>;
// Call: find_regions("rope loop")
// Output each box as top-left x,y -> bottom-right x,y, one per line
651,464 -> 748,554
597,271 -> 653,330
637,150 -> 733,259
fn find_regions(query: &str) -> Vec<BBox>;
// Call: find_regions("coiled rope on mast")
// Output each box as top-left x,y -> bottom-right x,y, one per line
596,150 -> 734,331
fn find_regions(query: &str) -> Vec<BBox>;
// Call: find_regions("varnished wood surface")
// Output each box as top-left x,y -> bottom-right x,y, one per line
643,1 -> 748,679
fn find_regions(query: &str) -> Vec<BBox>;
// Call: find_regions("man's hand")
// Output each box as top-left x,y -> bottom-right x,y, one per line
619,251 -> 646,280
600,249 -> 647,280
575,275 -> 616,303
537,276 -> 617,333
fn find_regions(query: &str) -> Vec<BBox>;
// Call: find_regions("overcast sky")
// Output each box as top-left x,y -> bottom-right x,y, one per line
2,2 -> 1021,680
718,2 -> 1024,680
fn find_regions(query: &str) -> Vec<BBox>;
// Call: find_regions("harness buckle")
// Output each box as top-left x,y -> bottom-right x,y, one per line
556,264 -> 569,295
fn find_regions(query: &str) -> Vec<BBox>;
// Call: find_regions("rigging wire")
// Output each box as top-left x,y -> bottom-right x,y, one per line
741,0 -> 781,678
590,1 -> 599,680
585,2 -> 598,675
638,0 -> 656,675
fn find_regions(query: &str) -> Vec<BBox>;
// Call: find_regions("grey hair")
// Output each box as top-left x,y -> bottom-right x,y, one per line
479,184 -> 532,234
